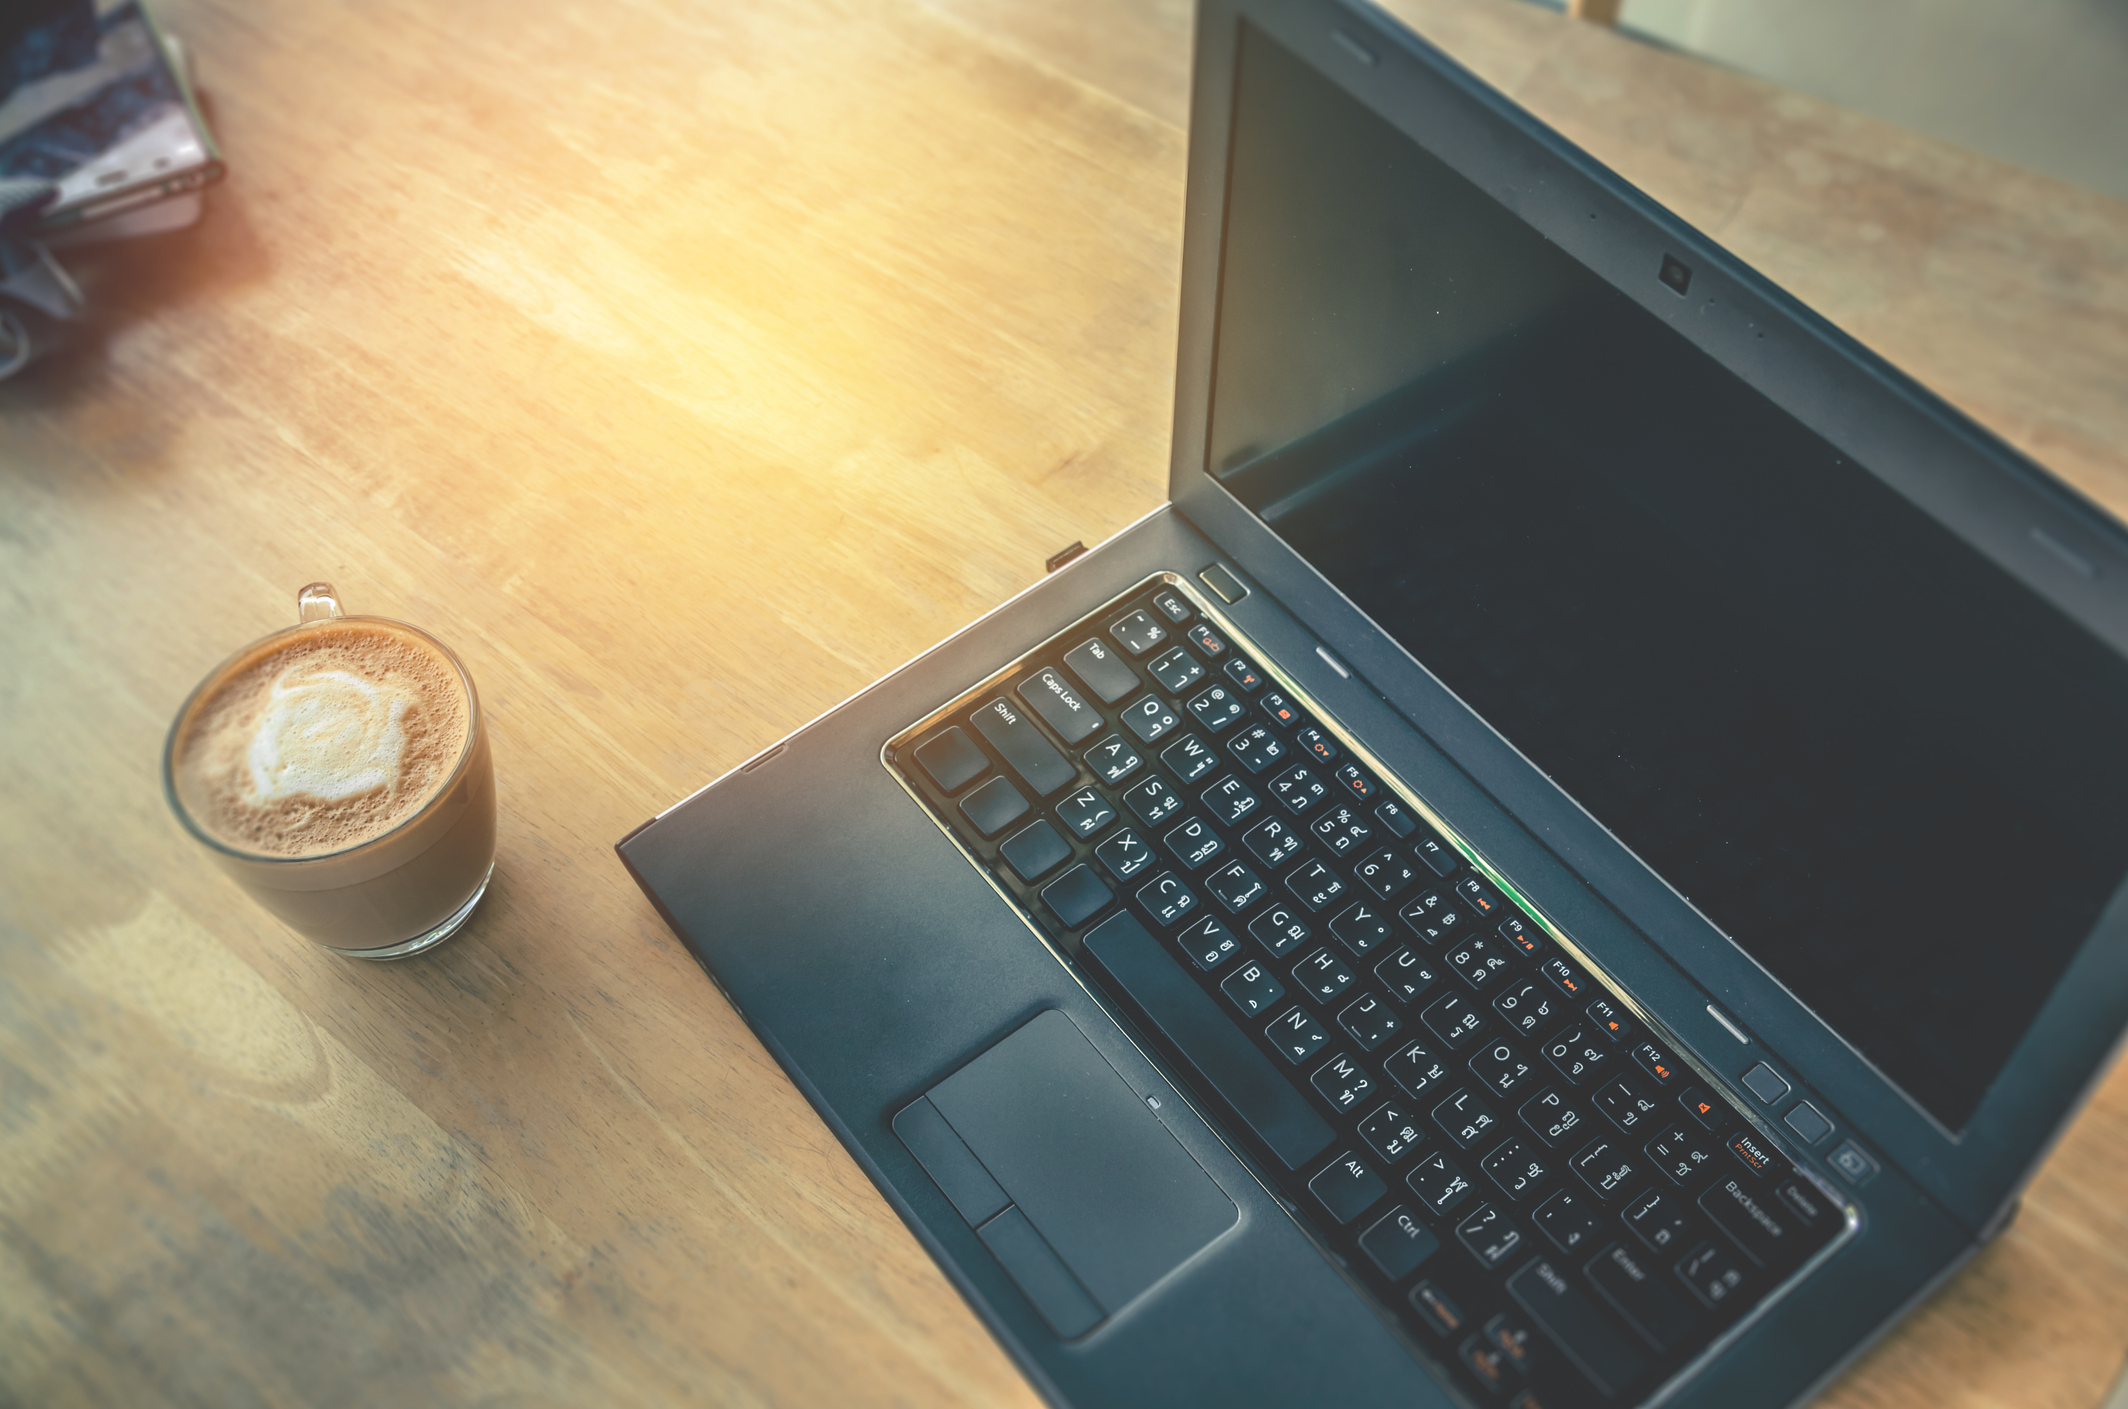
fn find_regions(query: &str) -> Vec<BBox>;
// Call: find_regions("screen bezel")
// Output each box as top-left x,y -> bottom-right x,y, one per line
1167,0 -> 2128,1235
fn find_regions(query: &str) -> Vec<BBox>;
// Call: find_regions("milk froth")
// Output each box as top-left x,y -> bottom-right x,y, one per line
173,621 -> 471,856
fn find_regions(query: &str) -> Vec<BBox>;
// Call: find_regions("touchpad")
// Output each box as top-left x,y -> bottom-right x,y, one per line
908,1009 -> 1237,1334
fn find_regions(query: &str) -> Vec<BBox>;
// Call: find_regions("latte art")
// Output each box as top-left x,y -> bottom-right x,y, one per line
172,620 -> 471,856
248,667 -> 413,804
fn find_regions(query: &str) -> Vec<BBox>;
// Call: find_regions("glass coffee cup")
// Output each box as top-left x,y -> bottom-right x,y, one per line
162,583 -> 497,960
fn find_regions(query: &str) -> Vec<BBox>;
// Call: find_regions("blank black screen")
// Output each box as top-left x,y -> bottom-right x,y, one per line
1208,24 -> 2128,1133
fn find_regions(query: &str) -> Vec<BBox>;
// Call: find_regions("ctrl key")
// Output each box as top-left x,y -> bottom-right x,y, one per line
1360,1204 -> 1441,1282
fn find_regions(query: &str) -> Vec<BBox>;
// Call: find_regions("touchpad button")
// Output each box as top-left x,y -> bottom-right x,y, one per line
927,1008 -> 1238,1321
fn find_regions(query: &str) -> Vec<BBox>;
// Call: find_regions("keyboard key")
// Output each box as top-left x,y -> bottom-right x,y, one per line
1483,1138 -> 1552,1202
1595,1076 -> 1661,1133
1358,1103 -> 1427,1163
1094,827 -> 1154,881
1360,1205 -> 1441,1281
1284,857 -> 1348,911
1120,693 -> 1181,744
1159,732 -> 1218,783
1543,1025 -> 1611,1086
1268,1008 -> 1331,1064
1312,1053 -> 1377,1113
1219,957 -> 1285,1016
1828,1141 -> 1879,1186
969,698 -> 1075,797
914,725 -> 988,792
1015,668 -> 1102,745
1310,1151 -> 1387,1225
1294,946 -> 1357,1003
1205,859 -> 1267,912
1083,733 -> 1143,786
1586,1242 -> 1698,1352
1632,1041 -> 1682,1086
1699,1175 -> 1792,1267
1151,589 -> 1193,623
1433,1087 -> 1501,1148
1179,914 -> 1242,971
1455,1203 -> 1525,1270
1063,637 -> 1140,704
1330,900 -> 1395,957
1445,933 -> 1513,990
1334,763 -> 1376,800
1162,815 -> 1224,869
1740,1062 -> 1790,1104
1226,723 -> 1286,773
1185,684 -> 1246,733
1135,870 -> 1197,925
1373,798 -> 1417,837
1624,1188 -> 1693,1254
1312,804 -> 1372,856
1222,656 -> 1263,692
1053,785 -> 1118,839
1123,775 -> 1181,826
1725,1130 -> 1780,1180
1785,1101 -> 1833,1145
1201,774 -> 1262,826
1469,1039 -> 1538,1099
1258,690 -> 1302,728
1353,847 -> 1421,899
1081,913 -> 1333,1171
1247,903 -> 1311,957
1421,991 -> 1486,1049
1376,947 -> 1441,1006
1539,955 -> 1590,1000
1496,916 -> 1541,957
1485,1314 -> 1538,1377
1678,1085 -> 1724,1130
1586,995 -> 1633,1044
1410,1280 -> 1467,1336
1240,815 -> 1303,869
1506,1258 -> 1648,1398
1146,645 -> 1205,694
1109,610 -> 1168,656
1296,726 -> 1339,762
1185,623 -> 1227,658
1534,1188 -> 1603,1254
1776,1179 -> 1831,1230
1520,1087 -> 1590,1149
1646,1123 -> 1717,1185
1493,979 -> 1558,1038
1339,992 -> 1403,1051
1266,762 -> 1329,813
1386,1040 -> 1451,1100
1571,1138 -> 1639,1201
1459,1334 -> 1520,1395
1399,889 -> 1468,945
1676,1240 -> 1747,1308
1453,875 -> 1503,918
1040,865 -> 1111,927
1407,1150 -> 1477,1216
999,819 -> 1070,881
959,775 -> 1029,836
1414,834 -> 1460,878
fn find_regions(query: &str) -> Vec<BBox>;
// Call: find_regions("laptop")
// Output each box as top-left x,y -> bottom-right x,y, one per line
617,2 -> 2128,1405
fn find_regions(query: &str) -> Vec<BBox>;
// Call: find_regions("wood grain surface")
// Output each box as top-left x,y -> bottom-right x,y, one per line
3,0 -> 2124,1404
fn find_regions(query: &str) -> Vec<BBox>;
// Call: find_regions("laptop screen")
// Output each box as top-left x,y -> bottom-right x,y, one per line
1206,22 -> 2128,1135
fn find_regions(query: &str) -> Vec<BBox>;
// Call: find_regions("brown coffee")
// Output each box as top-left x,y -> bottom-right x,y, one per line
172,620 -> 470,857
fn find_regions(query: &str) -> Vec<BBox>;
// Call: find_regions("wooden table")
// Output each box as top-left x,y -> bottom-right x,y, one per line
4,0 -> 2125,1403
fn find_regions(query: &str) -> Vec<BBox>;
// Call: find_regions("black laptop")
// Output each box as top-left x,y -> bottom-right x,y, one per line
618,2 -> 2128,1405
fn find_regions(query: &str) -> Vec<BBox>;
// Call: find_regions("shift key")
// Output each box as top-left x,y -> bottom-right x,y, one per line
970,698 -> 1075,797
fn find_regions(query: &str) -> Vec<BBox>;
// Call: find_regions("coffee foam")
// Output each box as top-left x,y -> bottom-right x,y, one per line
174,621 -> 471,857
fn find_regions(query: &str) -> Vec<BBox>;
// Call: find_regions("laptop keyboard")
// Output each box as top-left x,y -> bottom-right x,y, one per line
886,576 -> 1850,1407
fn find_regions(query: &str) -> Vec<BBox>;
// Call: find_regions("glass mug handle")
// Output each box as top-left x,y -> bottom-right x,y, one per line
298,581 -> 343,624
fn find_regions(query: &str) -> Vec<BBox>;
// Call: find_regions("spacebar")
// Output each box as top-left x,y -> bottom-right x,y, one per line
1082,912 -> 1335,1170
